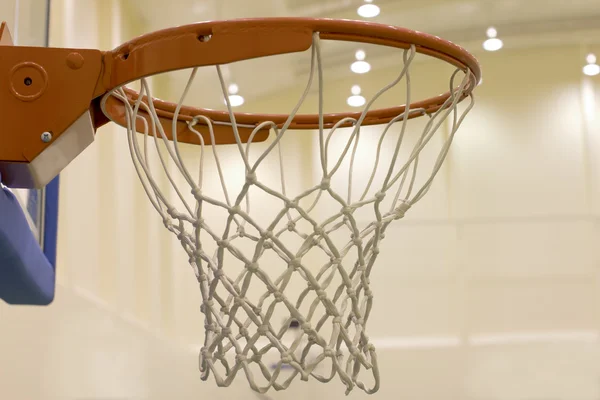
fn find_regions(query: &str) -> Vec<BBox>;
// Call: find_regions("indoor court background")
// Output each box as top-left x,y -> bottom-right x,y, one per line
2,0 -> 600,399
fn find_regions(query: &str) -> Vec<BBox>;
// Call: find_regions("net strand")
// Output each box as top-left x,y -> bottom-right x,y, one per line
100,32 -> 475,395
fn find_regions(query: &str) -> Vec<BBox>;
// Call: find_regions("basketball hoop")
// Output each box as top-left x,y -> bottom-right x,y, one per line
0,18 -> 481,394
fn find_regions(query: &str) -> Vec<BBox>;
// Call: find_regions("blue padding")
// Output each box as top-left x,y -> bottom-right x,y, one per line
0,184 -> 55,305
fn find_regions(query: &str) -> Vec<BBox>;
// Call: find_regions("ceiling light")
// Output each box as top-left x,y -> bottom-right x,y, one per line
228,84 -> 239,95
358,0 -> 380,18
351,49 -> 371,74
347,85 -> 366,107
225,83 -> 244,107
483,27 -> 503,52
192,3 -> 208,15
583,53 -> 600,77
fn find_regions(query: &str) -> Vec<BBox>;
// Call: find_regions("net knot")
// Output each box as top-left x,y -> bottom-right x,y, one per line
341,206 -> 354,216
233,297 -> 244,306
229,205 -> 241,216
264,230 -> 275,240
374,191 -> 386,201
324,348 -> 336,357
246,262 -> 259,273
191,187 -> 202,199
221,327 -> 232,335
246,172 -> 257,185
237,226 -> 245,237
235,353 -> 247,363
200,347 -> 211,360
188,115 -> 203,128
263,241 -> 273,249
333,316 -> 342,324
346,288 -> 356,297
258,325 -> 269,334
394,201 -> 411,219
301,322 -> 312,331
285,200 -> 298,209
166,207 -> 178,219
289,258 -> 302,270
217,239 -> 229,248
281,353 -> 293,364
316,290 -> 327,300
287,221 -> 296,231
319,178 -> 331,190
213,269 -> 224,279
274,291 -> 284,302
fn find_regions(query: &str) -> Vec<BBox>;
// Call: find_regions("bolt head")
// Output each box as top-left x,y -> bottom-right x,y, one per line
41,132 -> 52,143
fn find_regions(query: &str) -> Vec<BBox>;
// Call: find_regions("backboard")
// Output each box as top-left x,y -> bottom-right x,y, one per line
0,0 -> 58,305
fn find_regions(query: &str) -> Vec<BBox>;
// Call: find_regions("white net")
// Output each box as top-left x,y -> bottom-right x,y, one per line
101,33 -> 475,394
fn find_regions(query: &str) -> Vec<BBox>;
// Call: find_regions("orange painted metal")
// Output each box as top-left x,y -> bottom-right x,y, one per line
1,18 -> 481,179
0,22 -> 102,163
95,18 -> 481,133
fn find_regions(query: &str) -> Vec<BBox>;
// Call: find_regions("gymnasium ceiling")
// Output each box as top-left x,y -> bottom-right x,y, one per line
123,0 -> 600,108
130,0 -> 600,47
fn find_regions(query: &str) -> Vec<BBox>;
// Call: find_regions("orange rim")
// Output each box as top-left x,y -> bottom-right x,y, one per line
100,18 -> 481,131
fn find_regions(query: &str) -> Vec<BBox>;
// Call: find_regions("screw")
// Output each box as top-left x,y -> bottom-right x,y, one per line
41,132 -> 52,143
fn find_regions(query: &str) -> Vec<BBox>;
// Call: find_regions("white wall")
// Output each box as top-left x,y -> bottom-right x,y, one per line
2,1 -> 600,399
2,1 -> 202,400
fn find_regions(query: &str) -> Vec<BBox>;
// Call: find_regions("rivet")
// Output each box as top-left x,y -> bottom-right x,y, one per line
66,52 -> 84,70
41,132 -> 52,143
